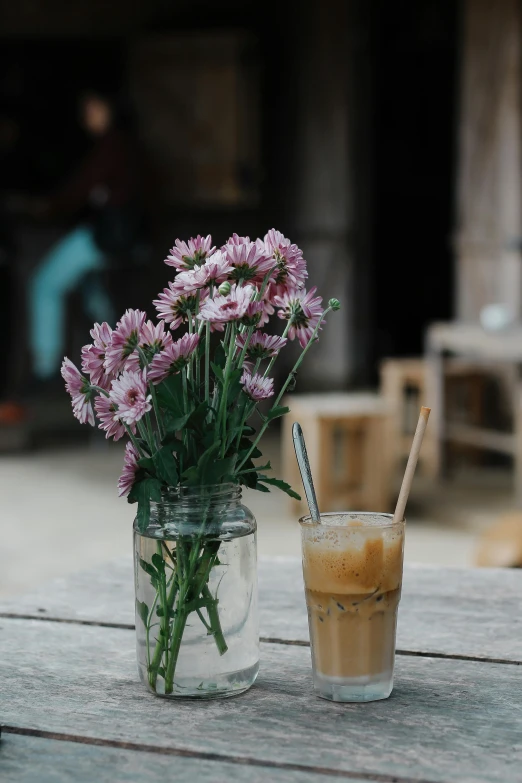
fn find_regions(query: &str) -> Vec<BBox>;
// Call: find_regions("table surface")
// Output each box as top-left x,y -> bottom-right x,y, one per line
1,557 -> 521,783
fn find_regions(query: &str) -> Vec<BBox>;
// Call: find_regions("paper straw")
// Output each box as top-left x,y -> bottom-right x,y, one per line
393,406 -> 431,524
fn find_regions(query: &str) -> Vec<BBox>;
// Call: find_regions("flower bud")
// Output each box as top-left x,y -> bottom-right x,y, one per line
328,298 -> 341,311
218,281 -> 231,296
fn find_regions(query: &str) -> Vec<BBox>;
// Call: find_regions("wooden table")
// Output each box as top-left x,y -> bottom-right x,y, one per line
1,557 -> 521,782
426,322 -> 522,499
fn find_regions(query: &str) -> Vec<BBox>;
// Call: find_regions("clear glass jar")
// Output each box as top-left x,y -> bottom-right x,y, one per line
133,483 -> 259,699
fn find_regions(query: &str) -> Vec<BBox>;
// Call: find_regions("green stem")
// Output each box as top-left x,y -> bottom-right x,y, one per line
263,320 -> 292,379
238,306 -> 333,471
204,320 -> 211,405
181,369 -> 190,457
90,385 -> 110,397
149,383 -> 165,440
163,608 -> 188,695
145,590 -> 160,670
194,293 -> 201,390
164,548 -> 190,694
145,412 -> 155,449
148,553 -> 179,690
137,419 -> 153,453
202,583 -> 228,655
217,323 -> 237,456
148,543 -> 169,689
124,424 -> 147,458
236,324 -> 255,370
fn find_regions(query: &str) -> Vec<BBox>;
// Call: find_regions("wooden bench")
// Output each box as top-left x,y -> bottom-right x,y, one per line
380,357 -> 487,479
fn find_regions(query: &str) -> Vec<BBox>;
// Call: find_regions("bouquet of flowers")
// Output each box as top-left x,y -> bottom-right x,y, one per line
62,229 -> 340,694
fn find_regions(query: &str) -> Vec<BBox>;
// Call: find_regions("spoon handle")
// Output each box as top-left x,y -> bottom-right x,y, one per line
292,422 -> 321,523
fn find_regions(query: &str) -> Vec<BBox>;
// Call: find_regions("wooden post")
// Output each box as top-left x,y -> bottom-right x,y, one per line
288,0 -> 369,389
455,0 -> 522,321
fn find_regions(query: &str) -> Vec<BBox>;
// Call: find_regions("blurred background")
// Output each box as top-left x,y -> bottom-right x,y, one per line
1,0 -> 522,596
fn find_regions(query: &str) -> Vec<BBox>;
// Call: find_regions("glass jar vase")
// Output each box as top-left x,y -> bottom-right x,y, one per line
133,483 -> 259,699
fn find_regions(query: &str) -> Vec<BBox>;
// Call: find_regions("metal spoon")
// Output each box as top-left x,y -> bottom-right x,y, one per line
292,422 -> 321,523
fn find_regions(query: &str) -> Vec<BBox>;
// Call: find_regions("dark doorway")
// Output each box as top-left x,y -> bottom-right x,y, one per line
370,0 -> 457,374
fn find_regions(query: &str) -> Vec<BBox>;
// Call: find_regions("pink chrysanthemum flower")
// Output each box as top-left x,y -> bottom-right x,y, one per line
224,237 -> 274,284
109,369 -> 152,426
174,250 -> 233,294
273,286 -> 324,348
197,284 -> 256,330
81,344 -> 111,389
148,334 -> 200,384
118,441 -> 140,497
165,235 -> 215,270
236,332 -> 287,360
125,319 -> 174,372
241,299 -> 267,328
80,321 -> 113,387
153,284 -> 203,331
264,229 -> 308,298
141,319 -> 173,354
104,310 -> 146,376
91,321 -> 113,351
61,357 -> 95,426
224,233 -> 251,246
241,370 -> 274,401
94,393 -> 133,441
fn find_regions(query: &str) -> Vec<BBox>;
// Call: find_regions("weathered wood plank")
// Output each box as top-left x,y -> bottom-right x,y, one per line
0,618 -> 521,783
2,558 -> 522,662
1,733 -> 362,783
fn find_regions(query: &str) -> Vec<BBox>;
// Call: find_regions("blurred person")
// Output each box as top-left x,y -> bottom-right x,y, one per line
27,90 -> 147,387
18,90 -> 141,382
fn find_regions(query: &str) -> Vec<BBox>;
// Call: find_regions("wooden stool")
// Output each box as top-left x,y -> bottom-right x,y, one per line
475,512 -> 522,567
380,357 -> 486,479
281,393 -> 392,517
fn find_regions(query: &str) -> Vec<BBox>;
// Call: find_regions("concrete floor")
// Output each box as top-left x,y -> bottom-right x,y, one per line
0,436 -> 514,597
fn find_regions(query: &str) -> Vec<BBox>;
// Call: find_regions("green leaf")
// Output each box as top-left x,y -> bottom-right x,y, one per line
181,466 -> 201,484
210,362 -> 224,384
257,475 -> 301,500
198,441 -> 222,470
255,483 -> 270,493
161,433 -> 185,451
188,401 -> 212,432
137,456 -> 155,473
240,470 -> 258,490
238,444 -> 263,461
151,553 -> 166,574
182,440 -> 222,486
148,660 -> 165,674
153,445 -> 179,486
136,599 -> 149,627
139,558 -> 158,580
164,409 -> 194,433
156,374 -> 184,415
239,461 -> 271,474
226,369 -> 243,404
213,343 -> 226,369
132,478 -> 163,532
266,405 -> 290,421
204,457 -> 236,485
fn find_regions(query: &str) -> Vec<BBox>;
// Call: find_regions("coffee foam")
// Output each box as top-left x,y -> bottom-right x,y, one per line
302,526 -> 403,594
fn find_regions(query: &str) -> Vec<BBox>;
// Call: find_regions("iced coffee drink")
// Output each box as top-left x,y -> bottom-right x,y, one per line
300,512 -> 404,702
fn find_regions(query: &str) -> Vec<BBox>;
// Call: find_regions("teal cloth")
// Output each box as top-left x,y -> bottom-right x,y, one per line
31,226 -> 114,379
